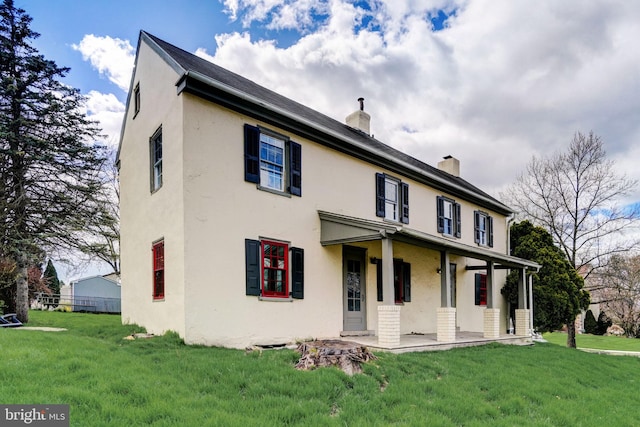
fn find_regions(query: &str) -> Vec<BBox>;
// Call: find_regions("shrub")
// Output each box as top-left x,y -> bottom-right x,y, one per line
596,311 -> 613,335
584,310 -> 598,334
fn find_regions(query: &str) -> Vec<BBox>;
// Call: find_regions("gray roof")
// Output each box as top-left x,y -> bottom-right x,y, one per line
137,31 -> 513,215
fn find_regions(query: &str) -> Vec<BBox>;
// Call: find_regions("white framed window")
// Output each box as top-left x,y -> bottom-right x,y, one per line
150,127 -> 162,192
474,211 -> 494,247
259,134 -> 285,192
442,199 -> 453,235
375,173 -> 409,224
437,196 -> 461,238
384,177 -> 399,221
244,124 -> 302,197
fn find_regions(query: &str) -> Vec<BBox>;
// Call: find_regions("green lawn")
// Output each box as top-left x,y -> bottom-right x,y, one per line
1,311 -> 640,426
544,331 -> 640,352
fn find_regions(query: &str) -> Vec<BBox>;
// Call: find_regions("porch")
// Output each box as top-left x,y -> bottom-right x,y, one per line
341,331 -> 532,354
319,210 -> 540,350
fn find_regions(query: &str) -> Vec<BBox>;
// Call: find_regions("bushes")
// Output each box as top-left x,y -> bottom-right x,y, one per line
584,310 -> 598,334
596,311 -> 612,335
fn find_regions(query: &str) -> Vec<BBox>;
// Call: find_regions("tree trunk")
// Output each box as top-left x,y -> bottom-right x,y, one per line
15,257 -> 29,323
295,340 -> 377,375
566,321 -> 576,348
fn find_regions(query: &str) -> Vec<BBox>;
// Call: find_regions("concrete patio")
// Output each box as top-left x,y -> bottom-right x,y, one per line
341,331 -> 532,354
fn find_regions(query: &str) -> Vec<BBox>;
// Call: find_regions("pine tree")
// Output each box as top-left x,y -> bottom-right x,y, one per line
595,311 -> 612,336
583,310 -> 597,335
501,221 -> 590,345
42,260 -> 60,295
0,0 -> 112,322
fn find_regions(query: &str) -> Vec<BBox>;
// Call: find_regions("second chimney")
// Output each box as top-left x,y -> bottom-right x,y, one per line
437,155 -> 460,177
346,97 -> 371,135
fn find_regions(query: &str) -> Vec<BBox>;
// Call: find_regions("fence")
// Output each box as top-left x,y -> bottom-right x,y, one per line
34,293 -> 121,314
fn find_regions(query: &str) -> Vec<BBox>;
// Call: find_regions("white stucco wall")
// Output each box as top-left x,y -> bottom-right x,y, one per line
119,41 -> 186,337
119,38 -> 513,348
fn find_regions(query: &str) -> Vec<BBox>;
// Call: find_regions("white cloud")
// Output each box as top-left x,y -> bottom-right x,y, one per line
203,0 -> 640,205
220,0 -> 330,31
72,35 -> 135,92
84,90 -> 125,147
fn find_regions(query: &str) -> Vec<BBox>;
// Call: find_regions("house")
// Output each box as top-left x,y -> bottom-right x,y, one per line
59,275 -> 121,313
117,31 -> 539,350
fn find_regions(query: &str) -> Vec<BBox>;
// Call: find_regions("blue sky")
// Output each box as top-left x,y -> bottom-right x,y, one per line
12,0 -> 640,280
19,0 -> 237,98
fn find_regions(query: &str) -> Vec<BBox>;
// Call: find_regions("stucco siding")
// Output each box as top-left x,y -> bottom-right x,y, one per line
172,93 -> 512,347
119,41 -> 186,337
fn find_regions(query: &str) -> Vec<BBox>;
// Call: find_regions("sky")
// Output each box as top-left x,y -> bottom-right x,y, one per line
13,0 -> 640,281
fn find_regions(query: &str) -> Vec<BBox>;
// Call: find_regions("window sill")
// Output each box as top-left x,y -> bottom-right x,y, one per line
152,297 -> 165,302
259,296 -> 294,302
256,185 -> 292,198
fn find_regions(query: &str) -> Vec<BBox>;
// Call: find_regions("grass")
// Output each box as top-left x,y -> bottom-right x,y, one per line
544,331 -> 640,352
1,311 -> 640,426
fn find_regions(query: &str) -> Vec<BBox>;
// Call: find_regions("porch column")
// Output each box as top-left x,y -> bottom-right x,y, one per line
378,236 -> 400,347
437,250 -> 456,342
484,260 -> 500,339
515,268 -> 530,336
528,273 -> 534,336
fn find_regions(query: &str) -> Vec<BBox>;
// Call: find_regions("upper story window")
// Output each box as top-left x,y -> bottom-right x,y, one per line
376,173 -> 409,224
133,83 -> 140,117
244,124 -> 302,196
260,134 -> 285,191
150,127 -> 162,192
245,239 -> 304,299
474,211 -> 494,247
437,196 -> 461,238
152,240 -> 165,300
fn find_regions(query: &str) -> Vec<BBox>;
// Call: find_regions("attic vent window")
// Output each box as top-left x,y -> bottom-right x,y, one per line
133,83 -> 140,117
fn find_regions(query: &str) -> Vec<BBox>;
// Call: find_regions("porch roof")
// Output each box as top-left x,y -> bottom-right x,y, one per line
318,211 -> 540,271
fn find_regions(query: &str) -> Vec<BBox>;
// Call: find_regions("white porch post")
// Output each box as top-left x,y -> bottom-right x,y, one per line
528,273 -> 534,336
437,250 -> 456,342
515,268 -> 530,336
378,236 -> 400,347
484,260 -> 500,338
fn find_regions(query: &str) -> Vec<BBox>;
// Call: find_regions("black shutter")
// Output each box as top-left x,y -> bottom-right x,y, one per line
402,262 -> 411,302
454,202 -> 461,238
245,239 -> 261,296
289,141 -> 302,196
488,216 -> 494,247
474,211 -> 481,244
475,273 -> 481,305
400,182 -> 409,224
376,259 -> 383,301
437,196 -> 444,233
291,247 -> 304,299
244,124 -> 260,183
376,173 -> 385,217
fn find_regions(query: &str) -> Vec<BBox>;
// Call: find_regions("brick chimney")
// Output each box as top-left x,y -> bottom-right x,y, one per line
345,97 -> 370,135
437,155 -> 460,177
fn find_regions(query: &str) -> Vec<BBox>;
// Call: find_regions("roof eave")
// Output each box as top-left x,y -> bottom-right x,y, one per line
177,70 -> 513,216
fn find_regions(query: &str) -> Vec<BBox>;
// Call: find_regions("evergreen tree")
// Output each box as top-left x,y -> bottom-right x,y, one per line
0,0 -> 112,322
583,310 -> 597,335
595,311 -> 612,336
501,221 -> 590,345
42,260 -> 60,295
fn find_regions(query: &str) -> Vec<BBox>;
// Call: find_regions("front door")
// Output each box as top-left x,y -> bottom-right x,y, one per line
343,247 -> 367,331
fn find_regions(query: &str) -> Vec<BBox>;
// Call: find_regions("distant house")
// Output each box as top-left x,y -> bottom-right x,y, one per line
67,275 -> 121,313
117,31 -> 539,349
